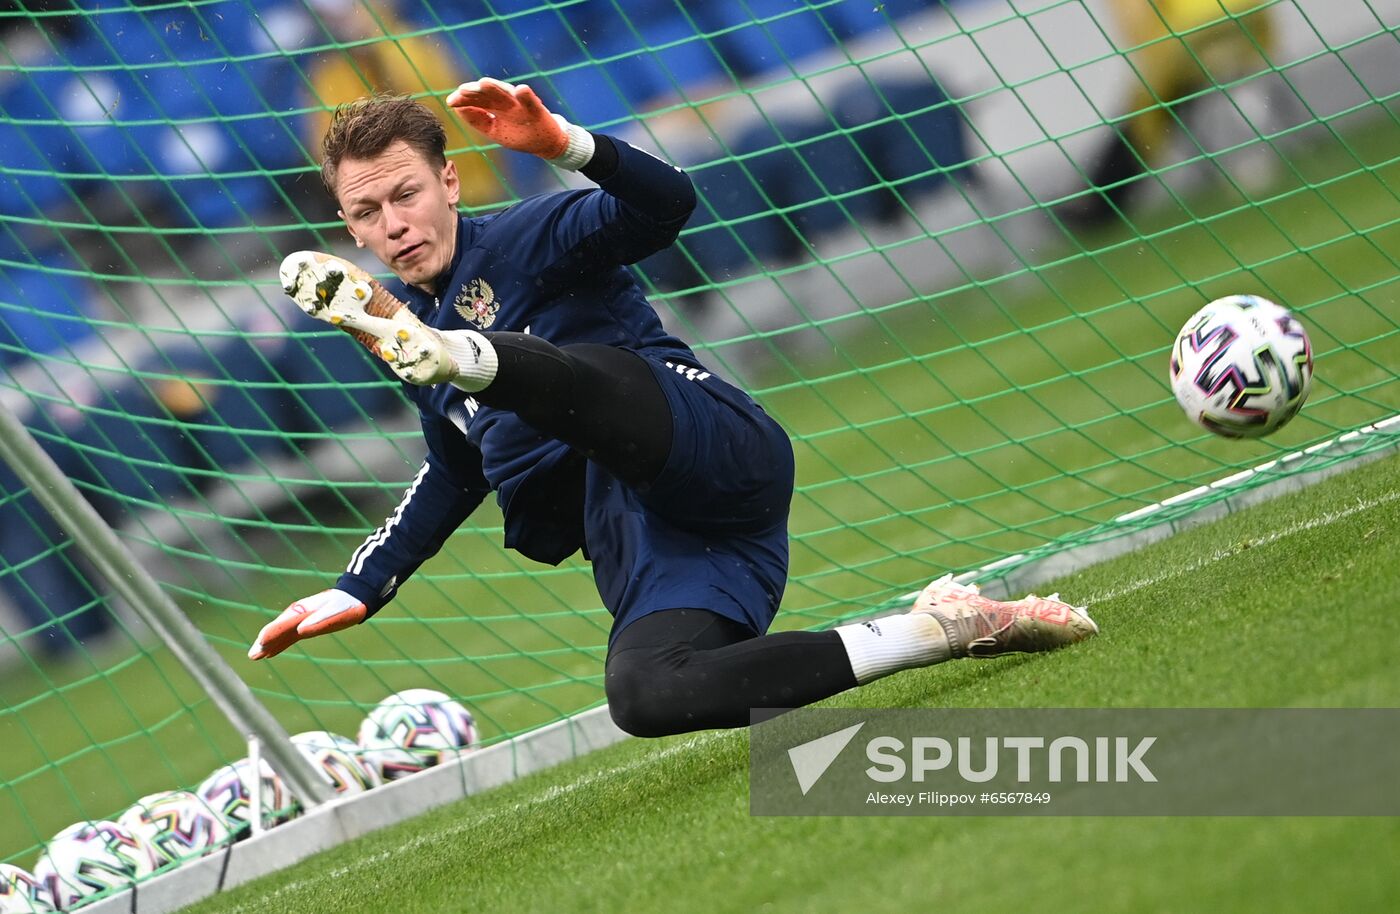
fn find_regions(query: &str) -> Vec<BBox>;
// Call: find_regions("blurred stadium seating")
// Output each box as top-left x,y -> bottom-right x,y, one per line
0,1 -> 945,220
0,309 -> 402,651
638,73 -> 975,294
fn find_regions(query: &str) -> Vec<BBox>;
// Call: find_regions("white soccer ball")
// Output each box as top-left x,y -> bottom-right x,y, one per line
357,689 -> 477,778
32,821 -> 155,909
196,757 -> 298,835
0,864 -> 53,913
1169,294 -> 1313,438
291,731 -> 382,794
357,741 -> 434,783
117,790 -> 232,869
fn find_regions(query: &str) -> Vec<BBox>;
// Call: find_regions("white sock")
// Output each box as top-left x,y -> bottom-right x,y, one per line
439,329 -> 499,392
834,614 -> 952,685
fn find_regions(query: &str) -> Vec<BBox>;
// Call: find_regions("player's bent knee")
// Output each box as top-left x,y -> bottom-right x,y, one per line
604,655 -> 686,738
606,695 -> 678,739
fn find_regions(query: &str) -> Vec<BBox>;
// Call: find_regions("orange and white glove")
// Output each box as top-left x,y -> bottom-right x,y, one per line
445,77 -> 595,171
247,589 -> 367,661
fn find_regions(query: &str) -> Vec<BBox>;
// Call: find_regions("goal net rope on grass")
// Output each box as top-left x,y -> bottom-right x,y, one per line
0,0 -> 1397,879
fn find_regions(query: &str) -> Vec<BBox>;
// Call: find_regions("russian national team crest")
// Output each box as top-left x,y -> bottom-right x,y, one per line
454,278 -> 498,328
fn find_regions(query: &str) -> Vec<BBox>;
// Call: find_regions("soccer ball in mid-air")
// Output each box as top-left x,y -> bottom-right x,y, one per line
0,863 -> 54,913
357,689 -> 478,778
291,731 -> 382,794
1170,294 -> 1313,438
117,790 -> 233,869
196,757 -> 299,835
32,821 -> 155,909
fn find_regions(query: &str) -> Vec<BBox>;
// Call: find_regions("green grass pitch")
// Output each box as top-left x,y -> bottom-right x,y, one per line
177,449 -> 1400,914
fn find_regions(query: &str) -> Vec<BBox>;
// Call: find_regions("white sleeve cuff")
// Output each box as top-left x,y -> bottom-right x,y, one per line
548,114 -> 596,172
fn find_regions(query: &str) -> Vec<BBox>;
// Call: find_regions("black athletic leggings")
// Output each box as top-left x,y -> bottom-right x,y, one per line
472,333 -> 673,488
605,609 -> 855,737
473,333 -> 857,737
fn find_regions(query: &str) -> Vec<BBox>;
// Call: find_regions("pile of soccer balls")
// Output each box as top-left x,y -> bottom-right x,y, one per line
0,689 -> 476,913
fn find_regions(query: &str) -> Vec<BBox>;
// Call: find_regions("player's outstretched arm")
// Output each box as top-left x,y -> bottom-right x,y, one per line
247,589 -> 367,660
447,76 -> 696,266
247,427 -> 489,661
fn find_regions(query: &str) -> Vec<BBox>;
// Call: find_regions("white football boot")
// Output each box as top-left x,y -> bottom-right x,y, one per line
911,574 -> 1098,658
279,251 -> 456,386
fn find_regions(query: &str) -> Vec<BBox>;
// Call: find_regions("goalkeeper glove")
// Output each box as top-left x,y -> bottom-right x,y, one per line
248,588 -> 367,660
446,77 -> 595,171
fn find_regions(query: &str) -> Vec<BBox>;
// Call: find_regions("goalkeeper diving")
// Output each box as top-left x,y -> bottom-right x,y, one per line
248,80 -> 1098,736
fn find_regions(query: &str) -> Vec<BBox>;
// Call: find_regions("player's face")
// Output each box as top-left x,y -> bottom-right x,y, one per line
336,140 -> 461,292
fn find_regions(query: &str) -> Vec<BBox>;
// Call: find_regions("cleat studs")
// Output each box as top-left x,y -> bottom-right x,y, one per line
329,315 -> 343,326
354,287 -> 367,301
396,329 -> 410,341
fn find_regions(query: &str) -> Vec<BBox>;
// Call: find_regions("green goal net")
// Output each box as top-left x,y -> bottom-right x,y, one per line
1,0 -> 1397,877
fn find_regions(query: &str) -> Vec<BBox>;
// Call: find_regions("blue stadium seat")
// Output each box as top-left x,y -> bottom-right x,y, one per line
568,10 -> 730,112
445,22 -> 535,82
416,3 -> 658,133
166,1 -> 309,172
0,139 -> 71,217
419,0 -> 611,84
604,0 -> 684,24
538,66 -> 634,130
0,457 -> 110,655
149,338 -> 299,472
680,151 -> 789,276
429,4 -> 537,81
820,0 -> 941,41
135,121 -> 274,228
227,108 -> 309,173
833,77 -> 973,214
790,117 -> 890,227
504,0 -> 595,71
0,73 -> 95,210
0,255 -> 96,367
64,8 -> 166,92
637,144 -> 794,291
737,115 -> 893,247
159,1 -> 277,61
273,310 -> 400,435
1,71 -> 91,173
68,384 -> 202,520
622,12 -> 731,96
0,231 -> 22,264
693,1 -> 835,79
427,0 -> 717,96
